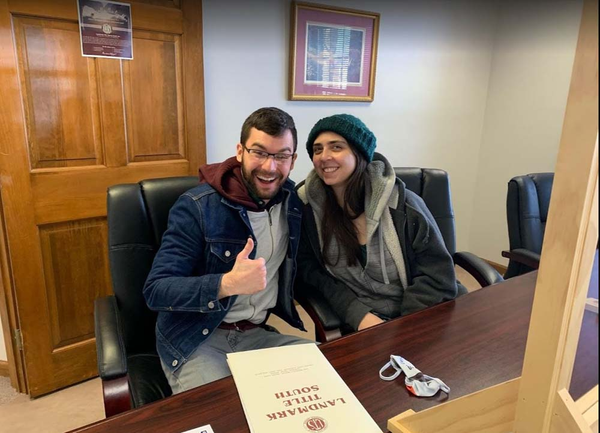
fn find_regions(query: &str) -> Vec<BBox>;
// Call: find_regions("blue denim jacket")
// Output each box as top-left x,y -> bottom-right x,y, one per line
143,180 -> 305,373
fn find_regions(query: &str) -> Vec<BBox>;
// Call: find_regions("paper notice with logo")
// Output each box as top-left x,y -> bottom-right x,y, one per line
77,0 -> 133,59
227,343 -> 381,433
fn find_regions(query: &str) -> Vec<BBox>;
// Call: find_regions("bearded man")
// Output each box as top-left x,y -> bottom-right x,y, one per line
144,107 -> 312,393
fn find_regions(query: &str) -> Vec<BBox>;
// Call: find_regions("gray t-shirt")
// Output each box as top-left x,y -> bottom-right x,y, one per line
224,202 -> 288,324
325,225 -> 403,319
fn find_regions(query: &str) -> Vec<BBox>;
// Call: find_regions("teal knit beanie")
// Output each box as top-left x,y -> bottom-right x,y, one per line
306,114 -> 377,162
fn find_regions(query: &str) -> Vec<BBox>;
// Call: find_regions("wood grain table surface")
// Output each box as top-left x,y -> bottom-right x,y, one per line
72,271 -> 599,433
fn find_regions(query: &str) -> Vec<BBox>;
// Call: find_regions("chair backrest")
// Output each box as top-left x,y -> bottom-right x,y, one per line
107,176 -> 198,355
394,168 -> 456,256
506,173 -> 554,254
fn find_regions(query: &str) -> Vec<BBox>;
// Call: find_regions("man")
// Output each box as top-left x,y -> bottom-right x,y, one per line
144,107 -> 312,393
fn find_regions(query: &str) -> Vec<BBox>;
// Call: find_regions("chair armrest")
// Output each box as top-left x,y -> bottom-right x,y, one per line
95,296 -> 128,379
295,290 -> 344,343
454,251 -> 504,287
502,249 -> 541,270
95,296 -> 132,417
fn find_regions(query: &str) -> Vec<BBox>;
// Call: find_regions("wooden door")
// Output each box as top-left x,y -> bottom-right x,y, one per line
0,0 -> 205,396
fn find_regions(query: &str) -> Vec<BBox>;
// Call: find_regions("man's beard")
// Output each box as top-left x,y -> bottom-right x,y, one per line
241,163 -> 285,200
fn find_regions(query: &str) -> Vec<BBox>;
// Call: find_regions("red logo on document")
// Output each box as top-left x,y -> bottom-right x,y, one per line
304,416 -> 328,431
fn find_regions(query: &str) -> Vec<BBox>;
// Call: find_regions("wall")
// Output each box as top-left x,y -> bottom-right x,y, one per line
203,0 -> 499,252
469,0 -> 582,264
203,0 -> 581,261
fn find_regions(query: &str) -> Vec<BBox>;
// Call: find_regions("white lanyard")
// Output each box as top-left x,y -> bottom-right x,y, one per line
379,355 -> 450,397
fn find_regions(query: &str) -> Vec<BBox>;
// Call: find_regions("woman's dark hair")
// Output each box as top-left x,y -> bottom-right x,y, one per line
321,144 -> 368,267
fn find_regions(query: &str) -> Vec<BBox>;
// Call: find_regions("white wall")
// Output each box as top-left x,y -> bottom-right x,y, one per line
203,0 -> 581,260
469,0 -> 582,264
204,0 -> 499,252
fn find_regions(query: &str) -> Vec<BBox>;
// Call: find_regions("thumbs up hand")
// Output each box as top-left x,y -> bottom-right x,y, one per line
219,237 -> 267,299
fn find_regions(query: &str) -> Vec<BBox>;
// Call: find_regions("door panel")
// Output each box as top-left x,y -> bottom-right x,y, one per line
123,31 -> 185,162
39,218 -> 111,349
0,0 -> 205,396
32,160 -> 190,225
14,17 -> 104,169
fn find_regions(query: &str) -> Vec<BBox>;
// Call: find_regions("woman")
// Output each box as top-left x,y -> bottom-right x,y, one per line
296,114 -> 465,331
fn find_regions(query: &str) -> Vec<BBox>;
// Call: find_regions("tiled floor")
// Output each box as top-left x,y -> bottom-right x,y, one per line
0,266 -> 479,433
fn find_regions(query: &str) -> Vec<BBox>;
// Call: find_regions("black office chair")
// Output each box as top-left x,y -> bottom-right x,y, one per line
295,167 -> 505,343
95,176 -> 198,417
502,173 -> 554,279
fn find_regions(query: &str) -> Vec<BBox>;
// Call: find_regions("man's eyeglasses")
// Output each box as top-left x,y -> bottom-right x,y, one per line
242,144 -> 295,164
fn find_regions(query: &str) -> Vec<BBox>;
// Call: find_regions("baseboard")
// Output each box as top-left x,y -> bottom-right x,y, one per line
485,259 -> 508,276
0,360 -> 8,377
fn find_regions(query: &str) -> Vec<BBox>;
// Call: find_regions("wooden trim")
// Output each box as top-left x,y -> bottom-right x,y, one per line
557,178 -> 598,395
576,386 -> 599,431
585,298 -> 598,313
576,385 -> 598,417
550,388 -> 593,433
1,0 -> 64,396
0,130 -> 26,392
514,0 -> 599,430
32,161 -> 191,225
7,0 -> 183,34
485,259 -> 508,275
0,360 -> 9,377
181,0 -> 207,173
388,378 -> 520,433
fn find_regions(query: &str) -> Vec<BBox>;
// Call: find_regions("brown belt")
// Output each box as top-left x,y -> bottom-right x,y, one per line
218,320 -> 263,332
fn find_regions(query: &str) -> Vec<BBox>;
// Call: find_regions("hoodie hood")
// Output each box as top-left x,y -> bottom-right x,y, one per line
198,156 -> 260,211
363,153 -> 399,239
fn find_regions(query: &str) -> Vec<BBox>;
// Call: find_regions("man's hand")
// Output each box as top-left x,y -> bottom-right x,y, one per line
219,238 -> 267,299
357,312 -> 384,330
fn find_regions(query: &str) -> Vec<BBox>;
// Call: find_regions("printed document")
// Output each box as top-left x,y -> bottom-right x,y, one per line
227,343 -> 381,433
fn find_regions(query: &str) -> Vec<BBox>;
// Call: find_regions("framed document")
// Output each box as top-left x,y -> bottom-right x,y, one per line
77,0 -> 133,59
289,2 -> 380,102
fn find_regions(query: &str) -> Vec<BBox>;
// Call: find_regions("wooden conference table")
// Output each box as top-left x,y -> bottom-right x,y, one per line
73,272 -> 598,433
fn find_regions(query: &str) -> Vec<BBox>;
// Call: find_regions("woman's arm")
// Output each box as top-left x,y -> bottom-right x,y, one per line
296,212 -> 373,330
357,313 -> 384,330
400,201 -> 459,316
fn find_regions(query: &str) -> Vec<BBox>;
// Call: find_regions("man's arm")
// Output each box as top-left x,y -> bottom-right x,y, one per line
143,195 -> 267,313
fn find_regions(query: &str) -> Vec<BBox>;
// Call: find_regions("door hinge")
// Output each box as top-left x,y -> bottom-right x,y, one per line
14,329 -> 23,351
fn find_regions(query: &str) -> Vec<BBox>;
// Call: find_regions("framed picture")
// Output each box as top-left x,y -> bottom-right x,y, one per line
289,2 -> 380,102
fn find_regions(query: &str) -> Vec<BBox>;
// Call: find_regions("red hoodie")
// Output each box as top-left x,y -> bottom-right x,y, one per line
198,156 -> 260,211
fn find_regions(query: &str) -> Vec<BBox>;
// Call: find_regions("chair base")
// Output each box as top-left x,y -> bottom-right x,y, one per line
102,375 -> 132,418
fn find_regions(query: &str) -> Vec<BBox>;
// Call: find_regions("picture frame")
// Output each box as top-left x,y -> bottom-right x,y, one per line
289,2 -> 380,102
